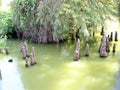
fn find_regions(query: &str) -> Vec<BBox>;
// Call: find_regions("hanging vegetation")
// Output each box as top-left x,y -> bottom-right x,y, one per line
1,0 -> 117,43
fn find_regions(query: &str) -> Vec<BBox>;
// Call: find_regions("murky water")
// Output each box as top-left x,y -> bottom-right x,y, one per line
3,39 -> 119,90
0,57 -> 24,90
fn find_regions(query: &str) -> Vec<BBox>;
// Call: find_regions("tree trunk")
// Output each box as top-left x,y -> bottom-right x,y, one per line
21,0 -> 63,44
99,34 -> 107,58
22,24 -> 55,43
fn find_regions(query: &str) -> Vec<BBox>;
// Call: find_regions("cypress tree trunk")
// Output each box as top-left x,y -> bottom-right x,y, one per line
74,39 -> 80,61
99,34 -> 108,58
22,24 -> 55,43
21,0 -> 62,43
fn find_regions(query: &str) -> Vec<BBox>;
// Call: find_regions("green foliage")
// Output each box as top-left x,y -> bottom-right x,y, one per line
118,3 -> 120,21
0,35 -> 7,48
0,11 -> 15,35
11,0 -> 35,30
10,0 -> 118,42
37,0 -> 60,27
53,0 -> 117,39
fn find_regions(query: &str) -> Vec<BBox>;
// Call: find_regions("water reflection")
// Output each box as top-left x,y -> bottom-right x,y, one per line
61,49 -> 70,57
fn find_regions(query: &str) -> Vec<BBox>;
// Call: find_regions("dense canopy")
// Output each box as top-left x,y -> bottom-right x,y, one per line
0,0 -> 119,43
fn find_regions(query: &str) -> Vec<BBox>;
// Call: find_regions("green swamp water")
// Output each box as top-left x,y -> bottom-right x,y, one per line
2,39 -> 120,90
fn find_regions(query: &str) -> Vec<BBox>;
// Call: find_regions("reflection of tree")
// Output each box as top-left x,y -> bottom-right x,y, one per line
60,41 -> 75,57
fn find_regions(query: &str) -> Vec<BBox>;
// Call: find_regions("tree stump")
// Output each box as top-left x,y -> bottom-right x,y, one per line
108,35 -> 111,41
21,42 -> 29,59
23,42 -> 29,57
85,43 -> 89,56
106,37 -> 110,52
99,34 -> 107,58
74,39 -> 80,61
112,43 -> 116,53
25,57 -> 29,67
115,31 -> 118,41
30,47 -> 36,65
100,26 -> 104,36
21,45 -> 26,59
110,32 -> 113,41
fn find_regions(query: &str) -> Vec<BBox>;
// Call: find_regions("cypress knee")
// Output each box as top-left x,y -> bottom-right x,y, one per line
24,42 -> 29,57
25,57 -> 29,67
21,45 -> 26,59
106,37 -> 110,52
110,32 -> 113,41
99,34 -> 107,58
85,43 -> 89,56
115,31 -> 118,41
30,47 -> 36,65
100,26 -> 104,36
112,43 -> 116,53
74,39 -> 80,61
108,35 -> 111,41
